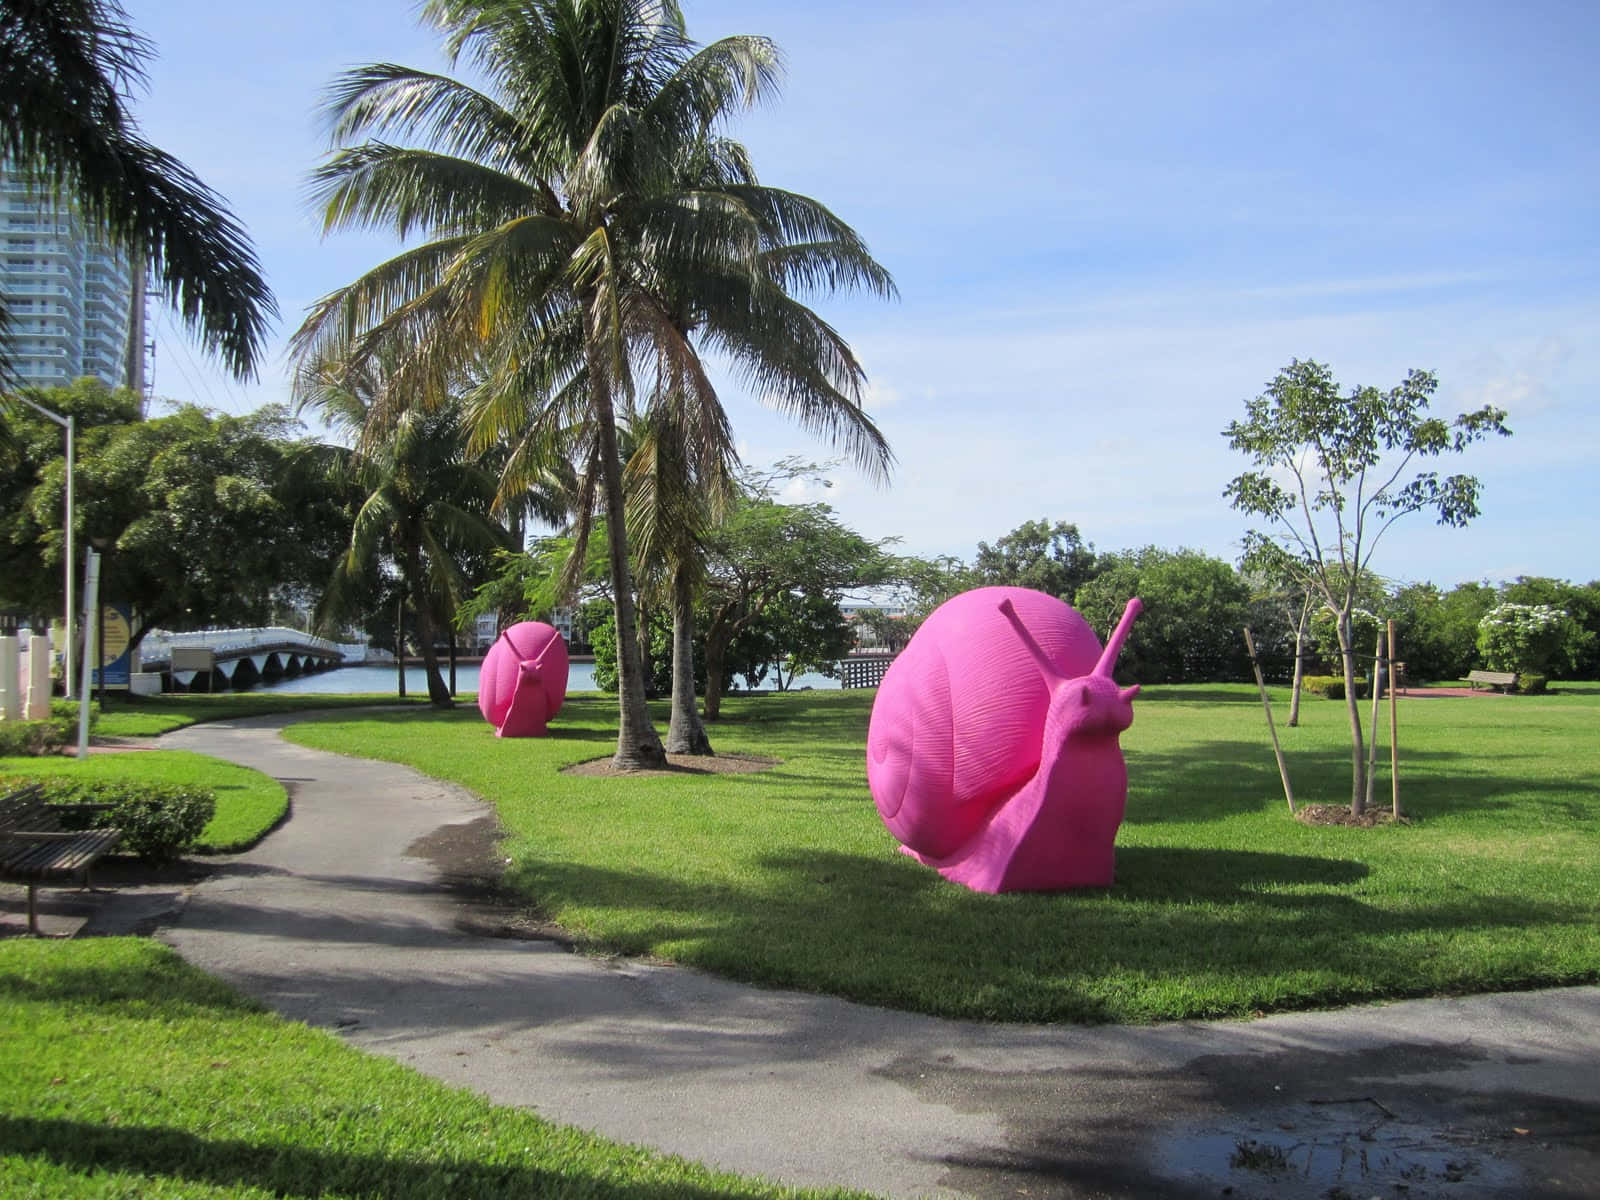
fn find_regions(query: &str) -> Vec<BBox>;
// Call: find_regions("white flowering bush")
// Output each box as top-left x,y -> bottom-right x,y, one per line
1476,603 -> 1568,675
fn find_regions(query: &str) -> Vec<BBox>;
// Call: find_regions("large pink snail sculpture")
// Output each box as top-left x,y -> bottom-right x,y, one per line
477,621 -> 569,738
866,587 -> 1143,893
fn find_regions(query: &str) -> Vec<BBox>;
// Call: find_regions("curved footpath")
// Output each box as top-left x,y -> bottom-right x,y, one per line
154,715 -> 1597,1200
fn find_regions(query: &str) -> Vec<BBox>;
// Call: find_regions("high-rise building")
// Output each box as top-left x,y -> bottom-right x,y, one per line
1,161 -> 145,391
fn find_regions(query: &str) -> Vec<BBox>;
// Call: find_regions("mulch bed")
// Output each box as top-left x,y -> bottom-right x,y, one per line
1294,804 -> 1412,828
562,753 -> 780,779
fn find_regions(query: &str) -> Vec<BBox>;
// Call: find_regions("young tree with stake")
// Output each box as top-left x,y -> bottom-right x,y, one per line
1223,359 -> 1509,815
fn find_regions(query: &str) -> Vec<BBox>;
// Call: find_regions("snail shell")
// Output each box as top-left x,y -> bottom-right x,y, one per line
866,586 -> 1107,859
478,620 -> 569,736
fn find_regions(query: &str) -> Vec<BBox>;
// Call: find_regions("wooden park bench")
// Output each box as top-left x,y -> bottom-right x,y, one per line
1,783 -> 122,936
1465,669 -> 1518,693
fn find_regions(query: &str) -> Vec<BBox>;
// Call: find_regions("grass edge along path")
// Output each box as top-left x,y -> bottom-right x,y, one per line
0,750 -> 286,853
0,938 -> 860,1199
280,686 -> 1600,1026
93,692 -> 427,739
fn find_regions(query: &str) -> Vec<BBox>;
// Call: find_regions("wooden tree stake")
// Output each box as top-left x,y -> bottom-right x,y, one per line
1243,627 -> 1295,815
1389,619 -> 1401,818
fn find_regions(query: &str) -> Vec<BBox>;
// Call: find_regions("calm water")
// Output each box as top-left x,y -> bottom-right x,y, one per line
244,661 -> 841,695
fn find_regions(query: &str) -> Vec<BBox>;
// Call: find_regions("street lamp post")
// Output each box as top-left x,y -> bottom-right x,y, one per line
13,395 -> 75,698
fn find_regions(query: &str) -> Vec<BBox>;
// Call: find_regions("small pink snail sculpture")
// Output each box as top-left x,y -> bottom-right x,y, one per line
866,586 -> 1143,893
477,621 -> 569,738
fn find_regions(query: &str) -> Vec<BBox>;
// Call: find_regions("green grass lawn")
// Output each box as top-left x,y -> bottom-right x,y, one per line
0,751 -> 286,852
93,692 -> 426,738
283,683 -> 1600,1024
0,938 -> 854,1199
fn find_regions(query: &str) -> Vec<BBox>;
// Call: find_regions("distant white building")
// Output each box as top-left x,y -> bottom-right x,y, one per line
1,160 -> 145,390
472,605 -> 577,652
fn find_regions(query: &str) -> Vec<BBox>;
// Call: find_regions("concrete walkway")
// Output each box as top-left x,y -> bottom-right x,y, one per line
151,714 -> 1597,1199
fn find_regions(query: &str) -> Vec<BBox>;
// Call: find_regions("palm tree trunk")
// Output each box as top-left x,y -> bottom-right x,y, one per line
666,561 -> 712,754
638,599 -> 657,698
589,356 -> 666,769
408,570 -> 452,709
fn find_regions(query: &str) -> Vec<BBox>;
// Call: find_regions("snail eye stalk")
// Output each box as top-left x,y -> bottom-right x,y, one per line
997,598 -> 1070,687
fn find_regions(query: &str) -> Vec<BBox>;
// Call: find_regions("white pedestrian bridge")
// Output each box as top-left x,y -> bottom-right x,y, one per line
138,627 -> 367,690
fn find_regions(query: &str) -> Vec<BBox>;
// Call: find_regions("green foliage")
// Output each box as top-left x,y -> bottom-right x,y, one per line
1075,547 -> 1251,683
1223,358 -> 1511,811
1,775 -> 214,863
1497,577 -> 1600,678
1477,602 -> 1571,676
700,496 -> 895,713
0,699 -> 90,756
2,746 -> 286,852
1516,673 -> 1548,695
972,518 -> 1096,600
1300,674 -> 1369,700
2,381 -> 350,639
1388,580 -> 1497,681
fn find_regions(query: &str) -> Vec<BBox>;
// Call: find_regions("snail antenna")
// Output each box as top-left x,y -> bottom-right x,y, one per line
998,598 -> 1070,686
1094,597 -> 1144,678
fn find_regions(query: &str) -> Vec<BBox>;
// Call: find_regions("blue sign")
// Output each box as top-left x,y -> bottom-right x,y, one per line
92,602 -> 132,688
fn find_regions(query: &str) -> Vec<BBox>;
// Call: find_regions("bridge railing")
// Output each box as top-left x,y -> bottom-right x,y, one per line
139,627 -> 361,665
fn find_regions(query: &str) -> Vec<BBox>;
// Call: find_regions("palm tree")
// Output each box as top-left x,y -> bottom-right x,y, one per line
0,0 -> 274,378
300,356 -> 510,708
294,0 -> 893,769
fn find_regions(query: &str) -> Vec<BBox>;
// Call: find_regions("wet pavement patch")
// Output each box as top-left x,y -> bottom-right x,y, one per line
878,1039 -> 1598,1199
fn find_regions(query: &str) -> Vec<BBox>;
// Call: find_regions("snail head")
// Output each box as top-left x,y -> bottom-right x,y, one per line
999,597 -> 1142,737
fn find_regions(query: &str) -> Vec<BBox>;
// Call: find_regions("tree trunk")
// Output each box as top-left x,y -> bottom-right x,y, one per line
665,562 -> 713,754
1337,611 -> 1367,814
637,599 -> 657,699
588,347 -> 666,770
1288,597 -> 1310,727
703,627 -> 728,722
410,575 -> 452,709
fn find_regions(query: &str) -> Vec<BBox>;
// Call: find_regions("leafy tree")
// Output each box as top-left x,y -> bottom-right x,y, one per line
294,0 -> 893,768
699,497 -> 892,719
1477,603 -> 1579,679
1388,580 -> 1497,682
0,0 -> 273,378
2,381 -> 348,646
737,590 -> 854,691
972,518 -> 1096,600
1224,358 -> 1510,814
1496,576 -> 1599,678
1075,547 -> 1250,683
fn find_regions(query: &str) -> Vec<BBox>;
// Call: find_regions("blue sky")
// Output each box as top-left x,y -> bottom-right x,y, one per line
129,0 -> 1596,589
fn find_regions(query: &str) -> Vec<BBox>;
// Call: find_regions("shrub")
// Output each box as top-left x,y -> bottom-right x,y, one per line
1515,673 -> 1548,695
1,776 -> 215,864
0,699 -> 96,756
1301,674 -> 1368,700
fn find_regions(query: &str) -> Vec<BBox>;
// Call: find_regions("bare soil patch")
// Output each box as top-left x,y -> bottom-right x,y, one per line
562,753 -> 780,779
1294,804 -> 1412,828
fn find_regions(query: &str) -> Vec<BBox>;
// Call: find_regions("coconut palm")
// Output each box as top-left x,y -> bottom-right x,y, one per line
294,0 -> 894,768
0,0 -> 274,378
300,356 -> 510,708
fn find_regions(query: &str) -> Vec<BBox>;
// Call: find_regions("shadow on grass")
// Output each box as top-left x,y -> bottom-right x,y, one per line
503,843 -> 1592,1022
0,1116 -> 756,1199
1125,737 -> 1600,824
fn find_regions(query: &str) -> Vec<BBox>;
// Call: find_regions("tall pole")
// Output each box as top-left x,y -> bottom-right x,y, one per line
64,414 -> 74,697
14,395 -> 75,697
77,547 -> 100,758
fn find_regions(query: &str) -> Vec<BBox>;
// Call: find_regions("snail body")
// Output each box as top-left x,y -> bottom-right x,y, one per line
866,586 -> 1142,893
478,621 -> 569,737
